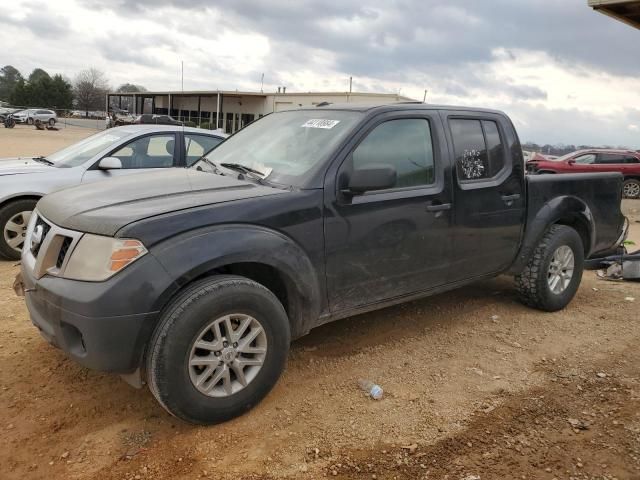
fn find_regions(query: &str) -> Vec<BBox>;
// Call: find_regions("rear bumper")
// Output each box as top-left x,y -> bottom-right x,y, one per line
20,251 -> 173,373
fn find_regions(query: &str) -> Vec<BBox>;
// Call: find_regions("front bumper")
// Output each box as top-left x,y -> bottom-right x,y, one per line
20,245 -> 174,374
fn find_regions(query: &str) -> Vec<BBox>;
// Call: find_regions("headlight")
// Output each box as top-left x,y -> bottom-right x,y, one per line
63,234 -> 147,281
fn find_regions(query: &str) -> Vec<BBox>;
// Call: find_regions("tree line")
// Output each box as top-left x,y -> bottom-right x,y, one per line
0,65 -> 146,116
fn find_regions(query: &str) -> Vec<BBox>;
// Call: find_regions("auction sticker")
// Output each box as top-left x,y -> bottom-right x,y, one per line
301,119 -> 340,129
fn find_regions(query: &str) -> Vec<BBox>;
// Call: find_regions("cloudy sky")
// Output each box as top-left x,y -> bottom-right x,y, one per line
1,0 -> 639,147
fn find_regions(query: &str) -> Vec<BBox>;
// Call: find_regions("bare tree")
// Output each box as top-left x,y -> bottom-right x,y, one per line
73,68 -> 110,116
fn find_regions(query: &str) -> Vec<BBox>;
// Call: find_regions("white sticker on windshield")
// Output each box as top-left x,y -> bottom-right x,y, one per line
301,119 -> 340,129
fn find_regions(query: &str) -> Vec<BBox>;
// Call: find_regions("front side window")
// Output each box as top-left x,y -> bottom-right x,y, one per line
110,134 -> 176,169
47,129 -> 132,167
185,134 -> 223,166
574,154 -> 596,164
351,118 -> 435,188
450,119 -> 506,182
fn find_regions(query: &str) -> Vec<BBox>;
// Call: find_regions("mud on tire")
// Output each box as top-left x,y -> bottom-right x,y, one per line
515,224 -> 584,312
146,275 -> 290,425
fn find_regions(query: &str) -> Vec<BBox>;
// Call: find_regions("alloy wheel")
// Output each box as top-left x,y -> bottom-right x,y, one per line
188,313 -> 267,397
547,245 -> 575,294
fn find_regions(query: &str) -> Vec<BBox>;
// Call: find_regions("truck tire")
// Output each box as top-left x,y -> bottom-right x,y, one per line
623,179 -> 640,199
146,275 -> 291,425
515,225 -> 584,312
0,199 -> 37,260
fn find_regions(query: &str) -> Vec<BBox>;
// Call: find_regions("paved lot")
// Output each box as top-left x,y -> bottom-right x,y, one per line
0,132 -> 639,479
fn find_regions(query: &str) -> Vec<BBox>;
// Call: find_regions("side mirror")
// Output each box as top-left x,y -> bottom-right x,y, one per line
98,157 -> 123,170
347,164 -> 397,194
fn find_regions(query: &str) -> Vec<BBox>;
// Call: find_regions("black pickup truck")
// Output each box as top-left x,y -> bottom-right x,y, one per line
18,103 -> 627,424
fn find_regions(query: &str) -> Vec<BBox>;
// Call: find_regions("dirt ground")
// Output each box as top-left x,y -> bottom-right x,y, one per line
0,132 -> 639,479
0,124 -> 96,157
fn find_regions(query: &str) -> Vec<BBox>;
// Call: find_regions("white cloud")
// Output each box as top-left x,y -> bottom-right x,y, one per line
1,0 -> 639,148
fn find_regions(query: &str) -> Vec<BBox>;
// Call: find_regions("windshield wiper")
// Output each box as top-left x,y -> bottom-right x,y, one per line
195,156 -> 224,175
220,163 -> 267,183
32,156 -> 54,166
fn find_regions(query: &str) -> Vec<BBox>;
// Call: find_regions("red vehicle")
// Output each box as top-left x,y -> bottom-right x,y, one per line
527,149 -> 640,198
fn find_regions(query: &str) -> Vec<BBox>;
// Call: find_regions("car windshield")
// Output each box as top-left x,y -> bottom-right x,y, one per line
197,110 -> 363,186
47,129 -> 132,167
549,152 -> 578,162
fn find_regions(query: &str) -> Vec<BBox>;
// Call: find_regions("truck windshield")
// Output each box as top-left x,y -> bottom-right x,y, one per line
48,129 -> 132,168
199,110 -> 362,186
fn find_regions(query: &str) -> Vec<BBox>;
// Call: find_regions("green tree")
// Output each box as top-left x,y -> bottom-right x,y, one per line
28,68 -> 51,84
116,83 -> 147,93
8,69 -> 73,109
0,65 -> 24,102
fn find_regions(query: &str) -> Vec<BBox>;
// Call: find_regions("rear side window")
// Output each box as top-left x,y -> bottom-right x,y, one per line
450,119 -> 506,182
597,154 -> 626,164
185,134 -> 224,166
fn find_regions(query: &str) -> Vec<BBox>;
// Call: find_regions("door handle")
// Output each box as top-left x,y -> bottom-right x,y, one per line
426,202 -> 452,212
501,194 -> 521,205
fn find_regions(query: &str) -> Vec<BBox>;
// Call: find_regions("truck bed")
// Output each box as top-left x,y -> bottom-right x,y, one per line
525,172 -> 625,257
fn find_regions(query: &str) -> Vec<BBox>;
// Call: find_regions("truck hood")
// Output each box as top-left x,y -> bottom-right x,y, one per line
0,157 -> 53,175
37,168 -> 287,236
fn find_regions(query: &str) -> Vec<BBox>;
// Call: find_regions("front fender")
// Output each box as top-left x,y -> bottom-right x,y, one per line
149,224 -> 322,337
509,195 -> 594,274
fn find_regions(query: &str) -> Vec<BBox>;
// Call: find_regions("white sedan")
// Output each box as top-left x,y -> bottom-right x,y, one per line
0,125 -> 226,259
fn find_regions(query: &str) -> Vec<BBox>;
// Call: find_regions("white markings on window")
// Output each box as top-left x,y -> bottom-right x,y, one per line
460,149 -> 485,179
301,119 -> 340,129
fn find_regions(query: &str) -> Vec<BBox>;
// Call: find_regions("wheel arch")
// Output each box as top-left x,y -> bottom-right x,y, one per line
0,194 -> 42,210
148,224 -> 323,339
509,195 -> 594,274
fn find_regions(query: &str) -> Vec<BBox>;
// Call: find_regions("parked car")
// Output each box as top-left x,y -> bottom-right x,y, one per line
11,108 -> 57,126
0,107 -> 19,124
135,114 -> 183,126
18,104 -> 627,425
0,125 -> 226,259
527,149 -> 640,198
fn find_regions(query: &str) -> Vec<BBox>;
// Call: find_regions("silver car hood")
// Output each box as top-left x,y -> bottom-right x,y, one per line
0,158 -> 53,175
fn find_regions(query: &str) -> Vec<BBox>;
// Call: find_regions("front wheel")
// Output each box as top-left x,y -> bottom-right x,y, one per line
146,275 -> 291,425
515,225 -> 584,312
623,179 -> 640,199
27,117 -> 34,125
0,199 -> 37,260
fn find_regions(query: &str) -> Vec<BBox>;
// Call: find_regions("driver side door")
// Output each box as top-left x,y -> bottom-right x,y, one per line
81,133 -> 179,184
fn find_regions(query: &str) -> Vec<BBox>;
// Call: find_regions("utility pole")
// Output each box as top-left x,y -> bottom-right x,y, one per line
423,89 -> 428,103
260,73 -> 264,93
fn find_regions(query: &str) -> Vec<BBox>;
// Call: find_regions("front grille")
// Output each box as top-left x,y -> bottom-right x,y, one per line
56,236 -> 73,268
25,211 -> 83,279
31,216 -> 51,257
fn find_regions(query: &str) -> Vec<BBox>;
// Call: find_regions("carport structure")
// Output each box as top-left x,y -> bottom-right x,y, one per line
589,0 -> 640,28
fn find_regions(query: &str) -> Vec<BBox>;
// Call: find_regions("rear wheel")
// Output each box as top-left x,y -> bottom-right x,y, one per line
515,225 -> 584,312
146,275 -> 290,425
48,118 -> 56,127
0,199 -> 37,260
623,179 -> 640,199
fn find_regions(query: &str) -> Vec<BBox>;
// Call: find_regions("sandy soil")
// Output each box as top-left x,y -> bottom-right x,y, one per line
0,130 -> 639,479
0,124 -> 96,157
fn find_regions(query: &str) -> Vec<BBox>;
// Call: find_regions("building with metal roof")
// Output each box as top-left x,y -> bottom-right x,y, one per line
106,89 -> 414,134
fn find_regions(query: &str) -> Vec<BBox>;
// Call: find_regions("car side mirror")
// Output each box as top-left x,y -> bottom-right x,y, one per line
98,157 -> 123,170
567,159 -> 575,165
347,164 -> 397,194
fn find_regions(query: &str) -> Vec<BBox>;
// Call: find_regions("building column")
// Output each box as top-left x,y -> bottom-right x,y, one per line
216,92 -> 221,130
